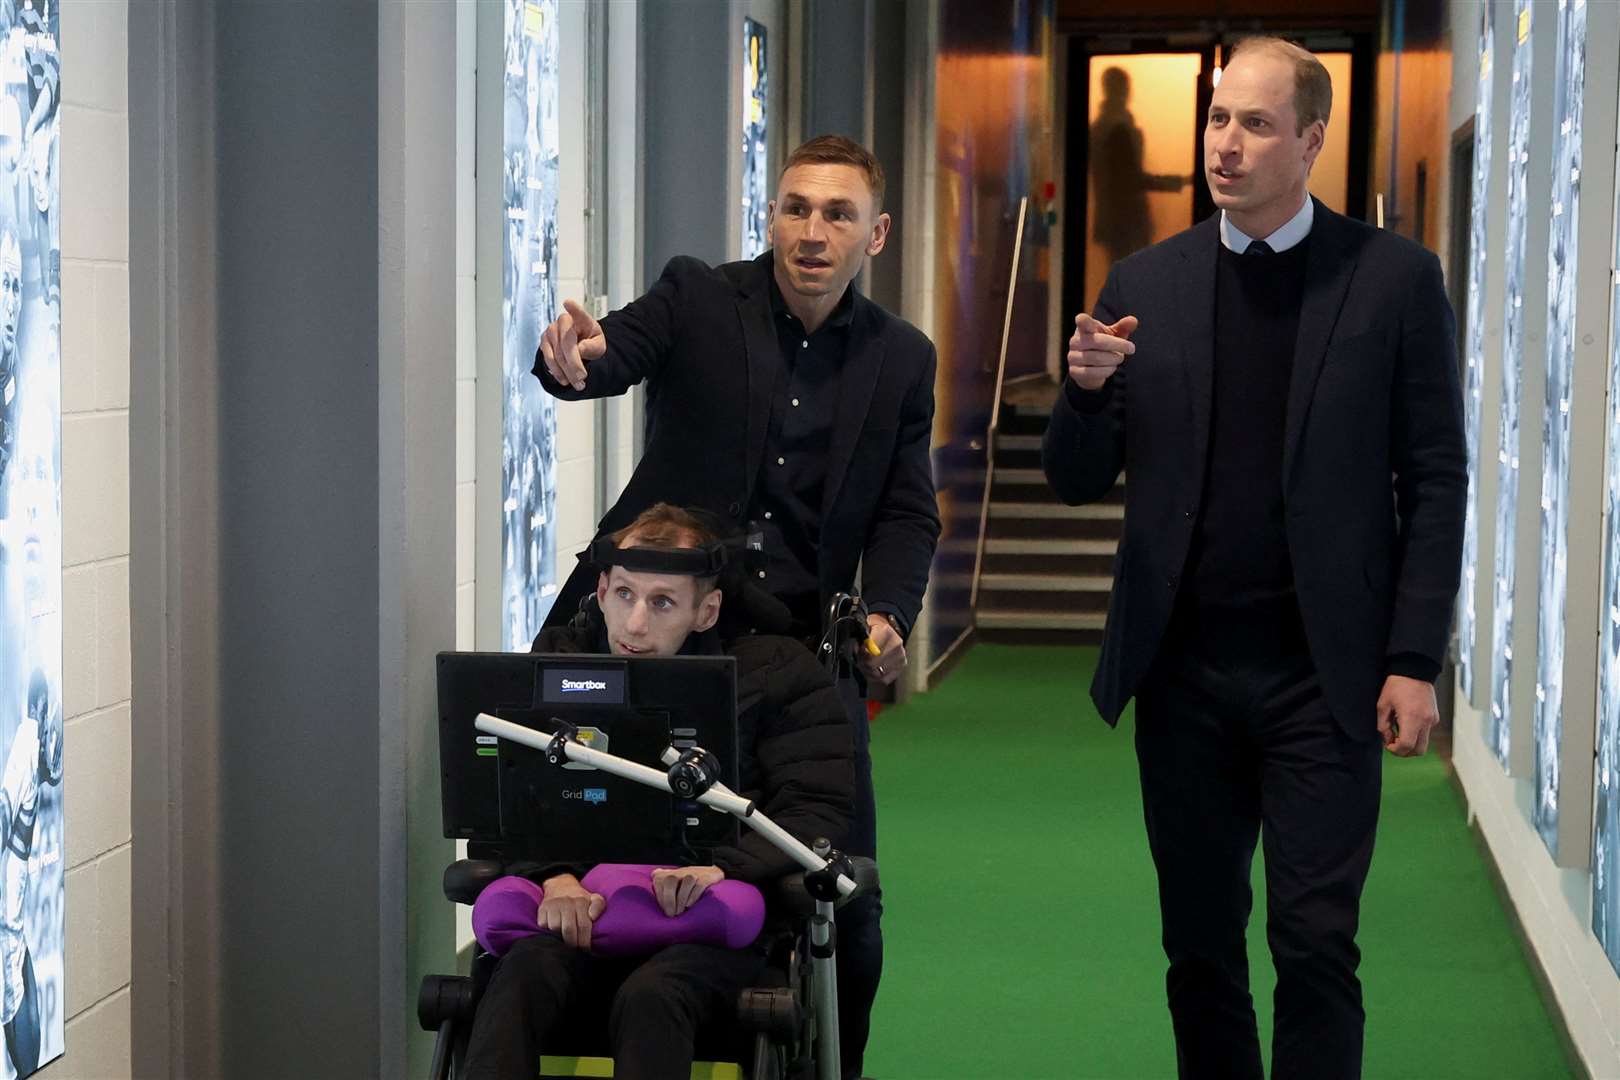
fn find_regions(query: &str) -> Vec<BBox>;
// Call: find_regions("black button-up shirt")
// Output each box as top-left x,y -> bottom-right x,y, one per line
748,272 -> 855,628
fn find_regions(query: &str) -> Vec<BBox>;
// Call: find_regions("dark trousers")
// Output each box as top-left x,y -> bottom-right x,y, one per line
835,674 -> 882,1080
461,934 -> 766,1080
1134,611 -> 1382,1080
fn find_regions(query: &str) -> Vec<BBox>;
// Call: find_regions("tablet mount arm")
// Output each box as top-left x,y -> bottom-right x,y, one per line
474,711 -> 857,1080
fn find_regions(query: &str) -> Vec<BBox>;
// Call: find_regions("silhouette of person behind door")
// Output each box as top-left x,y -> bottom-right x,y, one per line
1090,66 -> 1187,265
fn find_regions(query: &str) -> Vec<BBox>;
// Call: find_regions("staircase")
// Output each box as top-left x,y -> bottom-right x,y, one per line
973,392 -> 1124,646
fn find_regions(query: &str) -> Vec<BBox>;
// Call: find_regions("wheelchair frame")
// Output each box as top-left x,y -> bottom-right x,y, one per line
419,593 -> 879,1080
420,871 -> 837,1080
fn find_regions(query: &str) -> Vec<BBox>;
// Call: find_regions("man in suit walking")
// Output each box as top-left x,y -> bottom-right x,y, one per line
1043,38 -> 1465,1078
534,135 -> 940,1079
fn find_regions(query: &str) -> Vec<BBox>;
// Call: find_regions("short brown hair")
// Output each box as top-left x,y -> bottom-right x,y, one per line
782,135 -> 886,215
1228,37 -> 1332,135
609,503 -> 723,594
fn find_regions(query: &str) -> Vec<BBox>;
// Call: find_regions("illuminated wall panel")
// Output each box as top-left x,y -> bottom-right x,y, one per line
1459,4 -> 1493,703
501,0 -> 560,649
741,17 -> 768,259
1533,0 -> 1586,856
0,0 -> 63,1072
1489,0 -> 1535,767
1595,95 -> 1620,970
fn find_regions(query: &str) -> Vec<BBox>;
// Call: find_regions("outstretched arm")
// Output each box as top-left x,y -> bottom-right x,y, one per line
533,256 -> 701,400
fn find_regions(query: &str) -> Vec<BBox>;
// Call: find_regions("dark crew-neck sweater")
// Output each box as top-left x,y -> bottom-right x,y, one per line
1181,239 -> 1310,621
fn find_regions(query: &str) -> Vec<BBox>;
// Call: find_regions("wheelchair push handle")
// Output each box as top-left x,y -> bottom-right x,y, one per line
819,592 -> 881,676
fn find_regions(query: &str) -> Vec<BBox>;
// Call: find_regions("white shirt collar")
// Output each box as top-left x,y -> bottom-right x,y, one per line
1220,196 -> 1315,254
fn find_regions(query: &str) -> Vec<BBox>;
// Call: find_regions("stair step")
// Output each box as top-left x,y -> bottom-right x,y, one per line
993,487 -> 1127,510
996,434 -> 1043,452
992,467 -> 1048,484
990,466 -> 1127,489
990,501 -> 1124,520
978,573 -> 1113,592
979,588 -> 1109,614
1001,374 -> 1060,408
978,610 -> 1108,631
985,538 -> 1117,555
941,571 -> 1115,593
984,552 -> 1116,577
998,413 -> 1049,437
995,453 -> 1044,474
987,516 -> 1123,541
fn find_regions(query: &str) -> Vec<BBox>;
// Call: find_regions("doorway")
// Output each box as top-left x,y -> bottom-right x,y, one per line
1062,36 -> 1367,320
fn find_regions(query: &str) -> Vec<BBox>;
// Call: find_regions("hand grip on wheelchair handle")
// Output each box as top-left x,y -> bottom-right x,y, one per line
821,592 -> 881,679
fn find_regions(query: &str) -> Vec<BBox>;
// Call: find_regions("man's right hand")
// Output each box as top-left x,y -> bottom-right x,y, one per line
538,873 -> 606,950
1066,312 -> 1138,390
539,299 -> 607,391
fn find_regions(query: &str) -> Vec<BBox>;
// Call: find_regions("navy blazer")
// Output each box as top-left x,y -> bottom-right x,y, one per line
537,252 -> 941,637
1043,201 -> 1466,737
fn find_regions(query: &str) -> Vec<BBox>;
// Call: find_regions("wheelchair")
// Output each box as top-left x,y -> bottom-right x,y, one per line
418,592 -> 881,1080
418,849 -> 877,1079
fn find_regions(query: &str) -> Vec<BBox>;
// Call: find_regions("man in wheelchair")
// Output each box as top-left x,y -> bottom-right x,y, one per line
460,503 -> 855,1080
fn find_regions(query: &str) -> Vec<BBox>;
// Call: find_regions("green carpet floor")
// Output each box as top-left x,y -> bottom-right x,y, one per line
862,645 -> 1572,1079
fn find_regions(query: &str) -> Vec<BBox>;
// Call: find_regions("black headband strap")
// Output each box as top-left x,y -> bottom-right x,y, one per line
582,539 -> 729,577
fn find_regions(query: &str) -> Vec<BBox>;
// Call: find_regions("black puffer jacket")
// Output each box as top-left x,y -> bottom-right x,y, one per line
530,599 -> 854,884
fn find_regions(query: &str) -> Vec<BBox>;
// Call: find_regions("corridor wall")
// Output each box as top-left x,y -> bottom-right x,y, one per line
44,0 -> 132,1075
1446,1 -> 1620,1072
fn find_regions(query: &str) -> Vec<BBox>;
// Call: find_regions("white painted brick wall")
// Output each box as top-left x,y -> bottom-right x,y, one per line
554,393 -> 598,560
39,0 -> 133,1075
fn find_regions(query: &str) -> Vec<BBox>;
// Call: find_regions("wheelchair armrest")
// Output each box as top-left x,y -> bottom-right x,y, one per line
443,859 -> 507,905
773,856 -> 878,917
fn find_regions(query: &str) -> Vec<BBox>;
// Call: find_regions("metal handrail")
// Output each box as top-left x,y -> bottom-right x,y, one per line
969,195 -> 1030,614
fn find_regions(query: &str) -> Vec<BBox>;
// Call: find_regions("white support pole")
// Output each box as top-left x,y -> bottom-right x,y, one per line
473,713 -> 857,895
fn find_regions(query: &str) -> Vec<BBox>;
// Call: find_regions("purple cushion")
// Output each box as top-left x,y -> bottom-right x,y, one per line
471,876 -> 547,957
471,865 -> 767,958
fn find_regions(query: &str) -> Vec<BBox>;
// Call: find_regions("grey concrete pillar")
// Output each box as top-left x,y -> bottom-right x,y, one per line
131,1 -> 457,1074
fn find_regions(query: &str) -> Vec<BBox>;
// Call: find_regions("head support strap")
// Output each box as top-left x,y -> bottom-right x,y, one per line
582,538 -> 729,577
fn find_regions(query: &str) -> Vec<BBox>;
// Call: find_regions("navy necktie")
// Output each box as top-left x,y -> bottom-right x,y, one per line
1245,240 -> 1275,257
